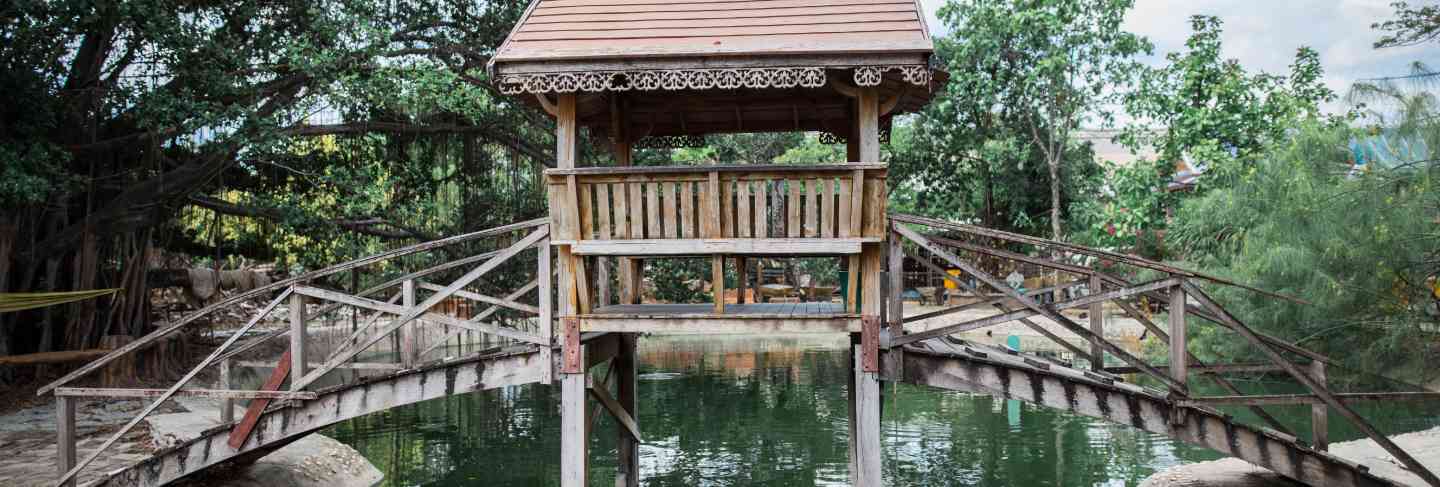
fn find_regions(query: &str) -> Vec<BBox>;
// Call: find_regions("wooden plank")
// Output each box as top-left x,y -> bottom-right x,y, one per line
235,360 -> 403,370
1090,274 -> 1104,370
680,181 -> 694,238
0,349 -> 110,366
54,388 -> 316,400
629,182 -> 644,238
56,396 -> 75,487
706,172 -> 722,238
523,12 -> 921,32
614,183 -> 630,239
787,179 -> 801,238
589,382 -> 643,443
850,169 -> 865,236
582,316 -> 861,333
571,238 -> 867,255
755,180 -> 769,238
837,177 -> 852,238
852,346 -> 882,487
646,182 -> 661,239
557,93 -> 578,168
400,280 -> 417,367
1312,361 -> 1329,451
712,255 -> 725,314
228,350 -> 291,449
1170,281 -> 1187,392
721,177 -> 735,237
561,371 -> 587,487
1178,392 -> 1440,407
416,282 -> 541,314
577,180 -> 593,239
737,180 -> 752,238
289,292 -> 307,390
804,179 -> 819,237
546,163 -> 887,176
820,177 -> 834,238
596,183 -> 613,240
864,179 -> 886,237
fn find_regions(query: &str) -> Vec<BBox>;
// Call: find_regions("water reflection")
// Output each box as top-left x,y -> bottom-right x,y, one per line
326,335 -> 1437,486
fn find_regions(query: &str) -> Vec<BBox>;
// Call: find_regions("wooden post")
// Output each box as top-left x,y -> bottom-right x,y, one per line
615,334 -> 640,487
598,257 -> 611,308
851,344 -> 882,487
219,358 -> 235,423
886,231 -> 904,377
289,292 -> 306,390
557,94 -> 577,169
1090,274 -> 1104,370
538,239 -> 554,384
1169,280 -> 1187,394
401,279 -> 417,367
712,255 -> 725,314
737,257 -> 748,304
560,362 -> 588,487
857,88 -> 881,162
1311,360 -> 1329,451
56,395 -> 76,487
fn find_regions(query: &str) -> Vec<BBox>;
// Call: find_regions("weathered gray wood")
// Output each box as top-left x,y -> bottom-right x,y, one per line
571,238 -> 867,256
37,218 -> 546,397
236,361 -> 402,371
416,281 -> 541,315
418,281 -> 542,358
581,316 -> 861,334
290,292 -> 308,389
1169,281 -> 1187,393
852,345 -> 882,487
1183,280 -> 1440,487
902,280 -> 1085,324
561,368 -> 587,487
53,388 -> 317,400
1178,391 -> 1440,406
1090,274 -> 1104,370
712,254 -> 725,314
615,333 -> 639,487
546,163 -> 887,176
539,239 -> 554,384
53,288 -> 293,487
557,93 -> 578,169
588,377 -> 642,443
401,280 -> 417,367
219,359 -> 235,424
1311,360 -> 1329,451
857,87 -> 881,163
56,395 -> 75,487
292,286 -> 544,346
292,227 -> 550,391
893,225 -> 1188,392
1104,363 -> 1288,375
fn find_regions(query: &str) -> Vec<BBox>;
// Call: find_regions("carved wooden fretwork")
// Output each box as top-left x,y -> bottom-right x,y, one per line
634,135 -> 707,149
498,65 -> 931,95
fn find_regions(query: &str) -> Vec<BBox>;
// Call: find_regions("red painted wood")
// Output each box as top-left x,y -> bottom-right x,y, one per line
227,350 -> 291,449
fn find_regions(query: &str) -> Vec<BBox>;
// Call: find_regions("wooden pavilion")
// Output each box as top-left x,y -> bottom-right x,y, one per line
490,2 -> 943,485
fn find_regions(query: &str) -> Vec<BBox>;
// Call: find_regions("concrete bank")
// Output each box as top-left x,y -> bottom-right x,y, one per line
1141,426 -> 1440,487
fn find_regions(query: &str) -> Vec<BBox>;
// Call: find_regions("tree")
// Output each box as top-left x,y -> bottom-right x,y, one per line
0,0 -> 549,356
1374,1 -> 1440,48
891,0 -> 1136,239
1119,16 -> 1338,185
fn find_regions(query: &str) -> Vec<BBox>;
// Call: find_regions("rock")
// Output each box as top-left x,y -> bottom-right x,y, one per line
147,408 -> 383,487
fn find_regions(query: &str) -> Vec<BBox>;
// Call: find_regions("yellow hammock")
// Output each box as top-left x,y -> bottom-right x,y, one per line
0,289 -> 120,313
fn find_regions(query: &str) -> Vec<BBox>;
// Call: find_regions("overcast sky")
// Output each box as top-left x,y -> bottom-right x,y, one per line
917,0 -> 1439,109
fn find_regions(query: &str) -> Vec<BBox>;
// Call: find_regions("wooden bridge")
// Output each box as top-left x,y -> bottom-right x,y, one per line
37,215 -> 1440,487
38,3 -> 1440,485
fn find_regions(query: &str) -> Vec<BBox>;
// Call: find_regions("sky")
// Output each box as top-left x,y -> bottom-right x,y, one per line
917,0 -> 1439,107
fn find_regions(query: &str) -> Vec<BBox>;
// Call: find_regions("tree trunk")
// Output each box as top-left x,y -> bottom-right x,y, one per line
1049,154 -> 1063,241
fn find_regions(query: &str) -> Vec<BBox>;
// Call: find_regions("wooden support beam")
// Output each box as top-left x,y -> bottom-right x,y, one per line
418,280 -> 543,358
219,359 -> 235,424
539,240 -> 554,384
902,280 -> 1086,324
857,88 -> 880,162
712,255 -> 725,314
290,292 -> 306,390
615,333 -> 639,487
1170,280 -> 1187,394
291,286 -> 544,345
401,280 -> 417,367
54,388 -> 316,400
557,93 -> 577,169
1178,391 -> 1440,407
1090,274 -> 1105,370
1182,281 -> 1440,487
56,396 -> 75,487
560,348 -> 587,487
1311,360 -> 1329,451
588,378 -> 642,444
851,344 -> 882,487
235,360 -> 403,371
1104,363 -> 1288,375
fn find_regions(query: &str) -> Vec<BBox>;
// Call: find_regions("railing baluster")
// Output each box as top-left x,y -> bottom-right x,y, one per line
290,291 -> 307,389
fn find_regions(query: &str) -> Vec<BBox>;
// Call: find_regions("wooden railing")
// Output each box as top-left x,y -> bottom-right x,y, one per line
546,164 -> 887,255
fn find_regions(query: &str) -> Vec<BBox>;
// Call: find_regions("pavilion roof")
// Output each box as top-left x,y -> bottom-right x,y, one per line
489,0 -> 937,94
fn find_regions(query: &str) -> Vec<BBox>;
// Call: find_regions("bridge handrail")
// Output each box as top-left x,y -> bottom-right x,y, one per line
38,217 -> 549,397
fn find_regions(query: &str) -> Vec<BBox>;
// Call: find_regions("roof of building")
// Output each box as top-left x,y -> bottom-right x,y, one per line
492,0 -> 932,66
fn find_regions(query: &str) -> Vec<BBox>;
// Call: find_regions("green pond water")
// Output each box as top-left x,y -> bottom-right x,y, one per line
325,335 -> 1440,486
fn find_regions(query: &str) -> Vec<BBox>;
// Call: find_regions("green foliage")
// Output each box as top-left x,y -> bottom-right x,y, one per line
1120,16 -> 1340,185
1070,158 -> 1177,256
1373,1 -> 1440,48
1169,120 -> 1440,376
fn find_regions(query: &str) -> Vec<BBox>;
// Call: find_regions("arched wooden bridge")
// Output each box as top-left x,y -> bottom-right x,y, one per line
40,216 -> 1439,487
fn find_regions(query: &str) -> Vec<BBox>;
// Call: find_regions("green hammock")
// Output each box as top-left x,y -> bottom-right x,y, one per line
0,289 -> 120,313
